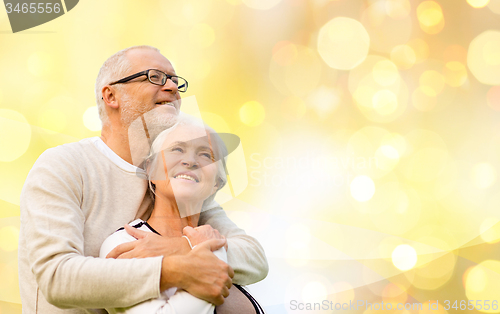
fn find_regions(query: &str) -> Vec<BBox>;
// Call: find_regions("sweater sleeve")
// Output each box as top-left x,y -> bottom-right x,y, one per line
199,205 -> 269,285
100,231 -> 227,314
20,146 -> 162,309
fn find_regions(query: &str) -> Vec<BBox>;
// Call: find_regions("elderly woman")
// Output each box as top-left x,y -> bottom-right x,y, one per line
99,115 -> 263,314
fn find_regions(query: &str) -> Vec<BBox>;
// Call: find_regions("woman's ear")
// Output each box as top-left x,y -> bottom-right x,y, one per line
144,157 -> 152,173
211,180 -> 219,195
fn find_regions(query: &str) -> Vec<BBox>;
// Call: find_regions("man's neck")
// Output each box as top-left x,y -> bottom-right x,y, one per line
100,124 -> 133,164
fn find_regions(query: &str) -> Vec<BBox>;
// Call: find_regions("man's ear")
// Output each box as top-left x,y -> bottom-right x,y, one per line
102,85 -> 119,109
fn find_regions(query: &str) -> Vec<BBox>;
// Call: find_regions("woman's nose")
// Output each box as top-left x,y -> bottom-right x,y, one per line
181,154 -> 198,168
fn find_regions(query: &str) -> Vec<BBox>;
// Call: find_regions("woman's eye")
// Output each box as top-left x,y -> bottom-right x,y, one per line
172,147 -> 183,152
201,153 -> 212,159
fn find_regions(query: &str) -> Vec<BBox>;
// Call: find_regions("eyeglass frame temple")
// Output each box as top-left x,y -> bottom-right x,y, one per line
109,70 -> 150,86
110,69 -> 188,90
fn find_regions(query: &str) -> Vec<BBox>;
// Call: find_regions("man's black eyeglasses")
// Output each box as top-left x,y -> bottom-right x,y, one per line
109,69 -> 188,92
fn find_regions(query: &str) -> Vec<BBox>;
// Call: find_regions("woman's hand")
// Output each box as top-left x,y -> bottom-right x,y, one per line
106,224 -> 191,259
183,225 -> 228,251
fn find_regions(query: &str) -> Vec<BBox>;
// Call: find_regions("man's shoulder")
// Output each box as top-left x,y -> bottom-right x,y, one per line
41,138 -> 94,157
35,138 -> 98,166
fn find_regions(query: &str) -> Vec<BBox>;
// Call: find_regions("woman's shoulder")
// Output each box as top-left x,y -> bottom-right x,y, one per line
99,219 -> 151,258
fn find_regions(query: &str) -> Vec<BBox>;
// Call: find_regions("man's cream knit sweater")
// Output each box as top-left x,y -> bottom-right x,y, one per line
19,138 -> 268,313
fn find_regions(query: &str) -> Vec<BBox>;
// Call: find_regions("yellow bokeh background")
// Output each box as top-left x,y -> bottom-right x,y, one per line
2,0 -> 500,313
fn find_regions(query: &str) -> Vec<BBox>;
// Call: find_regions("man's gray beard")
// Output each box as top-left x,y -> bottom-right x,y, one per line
122,99 -> 179,167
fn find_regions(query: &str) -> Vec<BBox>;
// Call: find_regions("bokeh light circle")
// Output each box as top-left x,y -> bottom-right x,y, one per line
471,162 -> 496,189
417,1 -> 445,34
480,218 -> 500,243
349,55 -> 408,122
239,101 -> 265,126
385,0 -> 411,19
419,70 -> 445,96
350,175 -> 376,202
465,260 -> 500,313
373,60 -> 399,86
317,17 -> 370,70
411,236 -> 456,290
83,107 -> 101,132
468,30 -> 500,85
372,89 -> 398,115
382,282 -> 408,305
444,61 -> 468,87
302,281 -> 328,303
392,244 -> 417,271
391,45 -> 417,69
0,226 -> 19,252
0,109 -> 31,162
375,145 -> 400,171
306,86 -> 341,118
411,87 -> 435,110
361,0 -> 413,53
242,0 -> 282,10
468,0 -> 490,8
281,96 -> 307,120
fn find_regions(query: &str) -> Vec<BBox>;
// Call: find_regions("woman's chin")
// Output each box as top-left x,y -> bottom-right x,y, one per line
170,191 -> 207,206
171,183 -> 211,200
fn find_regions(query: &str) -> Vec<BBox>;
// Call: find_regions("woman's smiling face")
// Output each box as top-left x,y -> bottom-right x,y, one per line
150,124 -> 219,207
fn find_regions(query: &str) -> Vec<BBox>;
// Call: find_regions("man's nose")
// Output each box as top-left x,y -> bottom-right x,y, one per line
162,77 -> 179,93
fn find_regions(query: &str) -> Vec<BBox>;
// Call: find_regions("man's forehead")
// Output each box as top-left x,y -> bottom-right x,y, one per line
126,49 -> 175,74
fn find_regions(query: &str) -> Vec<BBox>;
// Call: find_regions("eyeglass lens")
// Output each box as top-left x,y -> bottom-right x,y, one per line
148,70 -> 187,91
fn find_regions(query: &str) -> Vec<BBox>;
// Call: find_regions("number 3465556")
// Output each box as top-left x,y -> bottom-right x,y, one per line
5,3 -> 61,14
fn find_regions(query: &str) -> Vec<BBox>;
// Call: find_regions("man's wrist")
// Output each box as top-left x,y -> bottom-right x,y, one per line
159,238 -> 191,292
165,237 -> 191,256
160,255 -> 185,291
182,235 -> 194,249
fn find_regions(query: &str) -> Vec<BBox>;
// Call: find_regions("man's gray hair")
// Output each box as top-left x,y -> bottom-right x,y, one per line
95,45 -> 160,125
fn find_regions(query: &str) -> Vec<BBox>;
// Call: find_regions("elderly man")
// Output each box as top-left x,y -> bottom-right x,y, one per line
18,45 -> 268,313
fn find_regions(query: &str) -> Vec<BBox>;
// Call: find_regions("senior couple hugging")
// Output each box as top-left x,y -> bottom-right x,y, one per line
19,45 -> 268,314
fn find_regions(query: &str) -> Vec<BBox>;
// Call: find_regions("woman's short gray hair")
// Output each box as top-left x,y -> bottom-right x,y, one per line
145,113 -> 228,208
95,45 -> 160,125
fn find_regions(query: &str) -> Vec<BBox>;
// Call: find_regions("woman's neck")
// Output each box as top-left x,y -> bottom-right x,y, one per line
146,194 -> 201,237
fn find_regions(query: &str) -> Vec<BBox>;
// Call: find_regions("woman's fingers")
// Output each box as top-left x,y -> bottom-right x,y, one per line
106,241 -> 137,258
124,224 -> 149,239
184,225 -> 224,246
222,286 -> 230,298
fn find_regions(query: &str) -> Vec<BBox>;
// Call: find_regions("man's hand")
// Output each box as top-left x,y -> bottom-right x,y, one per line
106,224 -> 190,259
183,225 -> 228,251
161,238 -> 234,305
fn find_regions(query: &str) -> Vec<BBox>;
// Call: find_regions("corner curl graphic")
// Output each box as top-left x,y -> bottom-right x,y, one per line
4,0 -> 79,33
